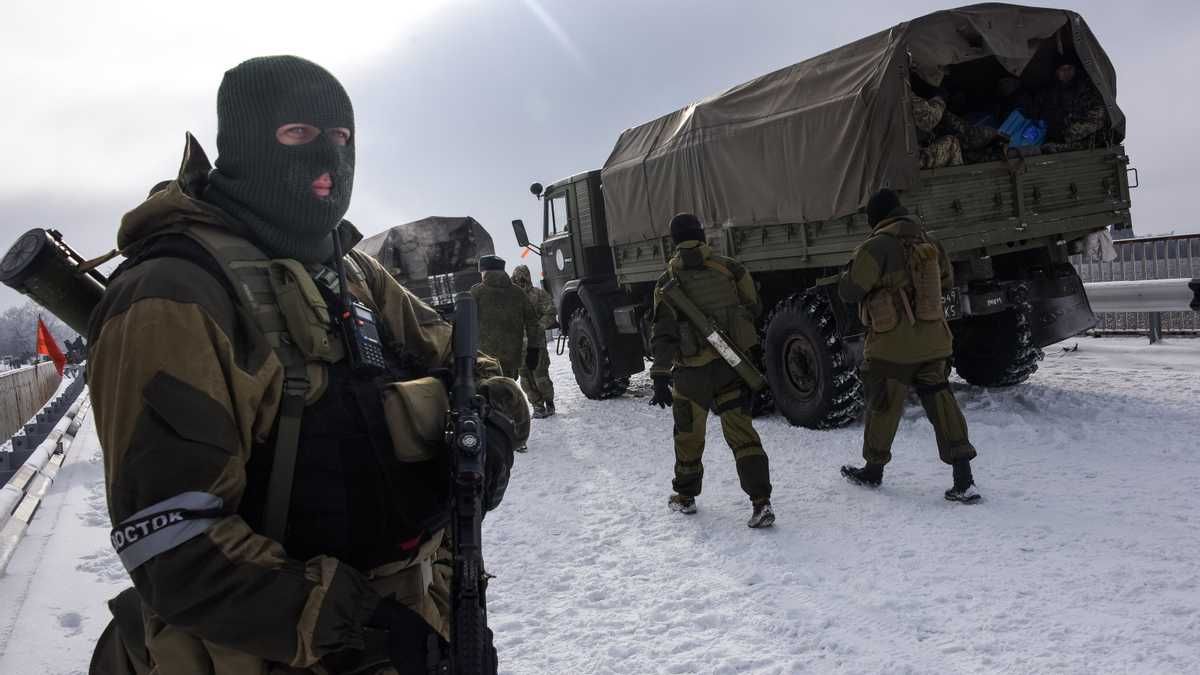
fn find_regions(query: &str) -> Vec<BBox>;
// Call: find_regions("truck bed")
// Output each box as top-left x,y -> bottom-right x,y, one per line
612,147 -> 1132,285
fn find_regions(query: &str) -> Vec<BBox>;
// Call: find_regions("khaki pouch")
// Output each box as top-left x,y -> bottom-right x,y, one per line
266,259 -> 340,362
381,377 -> 449,462
910,242 -> 944,321
864,289 -> 899,332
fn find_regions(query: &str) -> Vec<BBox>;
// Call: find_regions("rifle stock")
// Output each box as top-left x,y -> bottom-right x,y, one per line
447,291 -> 491,674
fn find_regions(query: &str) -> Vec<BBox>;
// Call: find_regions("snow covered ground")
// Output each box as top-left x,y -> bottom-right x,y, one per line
1,336 -> 1197,673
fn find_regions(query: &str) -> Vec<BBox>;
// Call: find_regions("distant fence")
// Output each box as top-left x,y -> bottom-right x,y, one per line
1071,233 -> 1200,335
0,363 -> 62,445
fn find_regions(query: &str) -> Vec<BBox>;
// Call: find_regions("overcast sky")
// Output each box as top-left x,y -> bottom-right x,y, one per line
1,0 -> 1196,312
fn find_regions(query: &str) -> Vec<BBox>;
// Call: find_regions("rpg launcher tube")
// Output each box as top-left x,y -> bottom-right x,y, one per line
662,280 -> 767,392
0,228 -> 108,335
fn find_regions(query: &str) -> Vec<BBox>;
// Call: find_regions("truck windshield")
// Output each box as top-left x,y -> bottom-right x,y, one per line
547,192 -> 569,237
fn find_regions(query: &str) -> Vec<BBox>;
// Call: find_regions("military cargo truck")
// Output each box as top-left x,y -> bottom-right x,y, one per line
357,216 -> 495,314
514,5 -> 1134,428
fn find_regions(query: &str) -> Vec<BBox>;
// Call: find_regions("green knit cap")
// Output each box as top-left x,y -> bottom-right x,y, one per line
205,55 -> 355,263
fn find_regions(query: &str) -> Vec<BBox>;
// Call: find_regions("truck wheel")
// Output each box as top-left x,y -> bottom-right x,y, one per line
762,290 -> 863,429
567,307 -> 629,399
952,286 -> 1044,387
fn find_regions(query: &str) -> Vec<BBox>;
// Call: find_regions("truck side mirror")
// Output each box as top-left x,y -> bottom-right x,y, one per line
530,183 -> 544,198
512,219 -> 531,248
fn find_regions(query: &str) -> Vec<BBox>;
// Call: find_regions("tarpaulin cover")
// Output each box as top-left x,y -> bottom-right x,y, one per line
601,3 -> 1124,245
356,216 -> 495,282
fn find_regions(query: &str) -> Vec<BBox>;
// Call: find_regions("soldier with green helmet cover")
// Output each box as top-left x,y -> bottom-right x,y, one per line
649,213 -> 775,529
838,188 -> 981,503
512,264 -> 557,418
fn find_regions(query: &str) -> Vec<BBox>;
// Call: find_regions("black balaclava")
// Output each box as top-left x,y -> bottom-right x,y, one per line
669,213 -> 704,245
205,55 -> 355,263
866,189 -> 906,227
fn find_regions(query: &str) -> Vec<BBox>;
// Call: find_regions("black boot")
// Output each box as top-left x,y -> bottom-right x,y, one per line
944,459 -> 981,503
841,463 -> 884,487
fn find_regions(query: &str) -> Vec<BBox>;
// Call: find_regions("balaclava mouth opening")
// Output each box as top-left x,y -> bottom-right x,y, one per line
205,55 -> 355,263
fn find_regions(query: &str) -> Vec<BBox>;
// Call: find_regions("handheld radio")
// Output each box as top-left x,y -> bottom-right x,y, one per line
331,228 -> 388,374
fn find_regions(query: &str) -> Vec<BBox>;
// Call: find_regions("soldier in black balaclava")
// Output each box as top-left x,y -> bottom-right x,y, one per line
87,55 -> 529,675
205,56 -> 356,263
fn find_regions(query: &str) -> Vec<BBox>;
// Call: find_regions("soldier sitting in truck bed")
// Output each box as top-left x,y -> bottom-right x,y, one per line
1036,53 -> 1109,153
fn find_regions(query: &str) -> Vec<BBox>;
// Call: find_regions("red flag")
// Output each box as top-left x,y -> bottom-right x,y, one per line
36,318 -> 66,376
519,247 -> 531,258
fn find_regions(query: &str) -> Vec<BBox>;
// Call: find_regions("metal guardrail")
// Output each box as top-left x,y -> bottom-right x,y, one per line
1072,233 -> 1200,337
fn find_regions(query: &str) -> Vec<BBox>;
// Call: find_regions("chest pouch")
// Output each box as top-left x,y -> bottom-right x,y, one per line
266,259 -> 342,363
677,320 -> 701,357
380,377 -> 449,463
862,288 -> 900,333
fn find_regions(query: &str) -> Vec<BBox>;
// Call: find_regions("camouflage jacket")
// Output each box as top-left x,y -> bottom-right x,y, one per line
512,265 -> 556,340
1035,78 -> 1107,144
469,271 -> 541,370
88,140 -> 521,673
838,215 -> 954,364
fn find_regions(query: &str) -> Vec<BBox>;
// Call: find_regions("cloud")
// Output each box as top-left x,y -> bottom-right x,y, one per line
1,0 -> 1196,318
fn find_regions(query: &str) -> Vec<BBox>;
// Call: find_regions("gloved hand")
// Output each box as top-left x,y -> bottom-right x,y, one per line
524,347 -> 540,372
368,598 -> 449,675
484,420 -> 514,511
648,374 -> 673,408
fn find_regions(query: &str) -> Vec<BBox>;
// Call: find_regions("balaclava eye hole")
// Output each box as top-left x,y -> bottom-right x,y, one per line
205,55 -> 355,263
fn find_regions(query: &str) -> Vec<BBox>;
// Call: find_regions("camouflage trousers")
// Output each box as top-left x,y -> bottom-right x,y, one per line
860,358 -> 976,466
670,360 -> 771,502
920,135 -> 963,169
518,348 -> 555,406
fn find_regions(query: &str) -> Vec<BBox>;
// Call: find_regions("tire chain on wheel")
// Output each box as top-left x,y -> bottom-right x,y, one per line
952,282 -> 1045,387
762,290 -> 864,429
570,307 -> 629,399
993,283 -> 1044,386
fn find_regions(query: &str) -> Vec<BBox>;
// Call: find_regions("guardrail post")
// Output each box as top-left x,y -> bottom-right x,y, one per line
1148,312 -> 1163,344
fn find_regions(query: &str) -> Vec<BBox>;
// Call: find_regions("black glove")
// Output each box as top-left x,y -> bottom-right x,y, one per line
484,420 -> 514,511
524,347 -> 540,372
648,374 -> 673,408
369,598 -> 449,675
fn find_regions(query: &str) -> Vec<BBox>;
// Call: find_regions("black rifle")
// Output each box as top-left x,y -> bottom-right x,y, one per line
446,291 -> 491,674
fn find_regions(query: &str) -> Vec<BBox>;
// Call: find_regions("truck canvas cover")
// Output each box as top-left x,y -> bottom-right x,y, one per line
357,216 -> 494,281
601,3 -> 1124,245
356,216 -> 494,307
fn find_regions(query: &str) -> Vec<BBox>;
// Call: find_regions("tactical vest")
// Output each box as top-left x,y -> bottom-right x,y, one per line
668,250 -> 757,363
147,224 -> 450,570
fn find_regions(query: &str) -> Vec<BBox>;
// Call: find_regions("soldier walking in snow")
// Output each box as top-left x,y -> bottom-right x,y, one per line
512,264 -> 557,418
838,189 -> 981,503
470,255 -> 542,382
649,213 -> 775,528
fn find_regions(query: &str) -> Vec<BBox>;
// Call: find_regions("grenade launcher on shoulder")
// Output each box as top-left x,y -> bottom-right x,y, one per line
0,228 -> 110,335
660,278 -> 767,392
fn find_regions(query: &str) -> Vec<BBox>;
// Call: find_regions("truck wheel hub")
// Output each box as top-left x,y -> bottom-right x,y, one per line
784,335 -> 819,399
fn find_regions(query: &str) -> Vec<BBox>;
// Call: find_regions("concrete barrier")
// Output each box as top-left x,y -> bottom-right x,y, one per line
0,392 -> 90,574
0,362 -> 62,444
